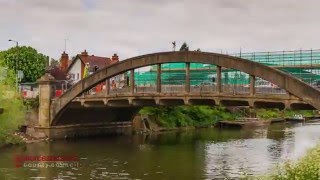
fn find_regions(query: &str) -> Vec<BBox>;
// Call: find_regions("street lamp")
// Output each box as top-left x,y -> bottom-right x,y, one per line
8,39 -> 19,47
8,39 -> 19,91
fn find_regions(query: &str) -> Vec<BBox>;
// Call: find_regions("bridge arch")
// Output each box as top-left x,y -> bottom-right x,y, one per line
51,51 -> 320,125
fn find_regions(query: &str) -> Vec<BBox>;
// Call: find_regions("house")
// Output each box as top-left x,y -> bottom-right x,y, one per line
59,50 -> 122,85
58,50 -> 127,92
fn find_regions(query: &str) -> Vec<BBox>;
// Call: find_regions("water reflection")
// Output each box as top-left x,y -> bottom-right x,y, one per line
0,122 -> 319,179
204,122 -> 320,179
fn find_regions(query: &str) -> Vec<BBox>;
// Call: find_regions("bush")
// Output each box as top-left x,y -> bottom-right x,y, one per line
256,109 -> 281,119
270,144 -> 320,179
0,84 -> 25,146
284,109 -> 316,118
23,95 -> 39,110
139,105 -> 236,128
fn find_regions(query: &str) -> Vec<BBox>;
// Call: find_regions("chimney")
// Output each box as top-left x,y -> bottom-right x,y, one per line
60,51 -> 69,72
81,50 -> 88,57
112,53 -> 119,62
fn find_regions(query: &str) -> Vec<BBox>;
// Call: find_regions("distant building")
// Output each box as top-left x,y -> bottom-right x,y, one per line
58,50 -> 122,85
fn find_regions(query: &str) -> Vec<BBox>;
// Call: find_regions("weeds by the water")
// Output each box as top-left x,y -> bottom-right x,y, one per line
140,105 -> 236,128
270,145 -> 320,180
240,145 -> 320,180
0,84 -> 25,146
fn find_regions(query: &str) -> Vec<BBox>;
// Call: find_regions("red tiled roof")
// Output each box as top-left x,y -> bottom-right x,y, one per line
82,55 -> 112,69
49,66 -> 67,80
67,54 -> 117,72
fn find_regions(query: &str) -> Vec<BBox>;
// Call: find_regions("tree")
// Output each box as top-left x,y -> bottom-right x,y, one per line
49,58 -> 59,69
0,46 -> 48,82
179,42 -> 201,52
179,42 -> 189,51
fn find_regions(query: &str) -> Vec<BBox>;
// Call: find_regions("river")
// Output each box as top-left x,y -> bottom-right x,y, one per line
1,122 -> 320,179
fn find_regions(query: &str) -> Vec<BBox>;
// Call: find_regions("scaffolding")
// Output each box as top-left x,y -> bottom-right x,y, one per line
134,49 -> 320,86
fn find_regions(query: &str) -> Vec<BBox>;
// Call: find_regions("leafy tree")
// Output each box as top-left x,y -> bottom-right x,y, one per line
179,42 -> 201,52
0,46 -> 48,82
179,42 -> 189,51
49,58 -> 59,68
0,64 -> 25,145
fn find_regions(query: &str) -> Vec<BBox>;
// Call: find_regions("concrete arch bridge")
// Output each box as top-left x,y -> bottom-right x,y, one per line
37,52 -> 320,138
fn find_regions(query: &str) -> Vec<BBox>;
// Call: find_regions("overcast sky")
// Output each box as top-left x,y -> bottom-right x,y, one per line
1,0 -> 320,60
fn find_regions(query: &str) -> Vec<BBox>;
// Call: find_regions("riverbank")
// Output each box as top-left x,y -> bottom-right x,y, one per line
139,106 -> 236,129
0,86 -> 26,147
138,106 -> 318,131
246,144 -> 320,179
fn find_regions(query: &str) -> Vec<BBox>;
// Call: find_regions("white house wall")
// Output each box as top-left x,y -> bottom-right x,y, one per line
68,58 -> 82,84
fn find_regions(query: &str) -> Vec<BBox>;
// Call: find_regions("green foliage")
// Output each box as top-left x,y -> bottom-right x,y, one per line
139,105 -> 236,128
255,109 -> 316,120
49,58 -> 59,68
0,67 -> 15,86
256,109 -> 281,119
270,144 -> 320,180
0,83 -> 25,146
284,109 -> 316,118
0,46 -> 47,82
23,95 -> 39,110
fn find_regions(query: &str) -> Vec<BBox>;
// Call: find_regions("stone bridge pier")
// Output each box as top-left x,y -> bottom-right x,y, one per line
36,73 -> 133,139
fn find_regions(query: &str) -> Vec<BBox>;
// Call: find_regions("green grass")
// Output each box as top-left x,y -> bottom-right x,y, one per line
240,144 -> 320,180
0,84 -> 25,146
270,144 -> 320,180
139,105 -> 236,128
256,108 -> 282,119
284,109 -> 316,118
140,106 -> 319,128
255,109 -> 317,120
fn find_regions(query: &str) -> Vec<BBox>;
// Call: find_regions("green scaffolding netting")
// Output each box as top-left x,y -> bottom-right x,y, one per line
134,49 -> 320,86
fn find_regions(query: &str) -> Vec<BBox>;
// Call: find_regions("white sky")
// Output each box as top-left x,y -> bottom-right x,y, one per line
1,0 -> 320,60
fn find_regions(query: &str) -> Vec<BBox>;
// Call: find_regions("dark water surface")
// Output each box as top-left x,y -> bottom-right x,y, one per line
1,122 -> 320,179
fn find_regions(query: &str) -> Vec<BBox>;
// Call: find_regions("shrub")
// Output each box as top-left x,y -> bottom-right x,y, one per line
270,145 -> 320,179
139,105 -> 236,128
0,84 -> 25,146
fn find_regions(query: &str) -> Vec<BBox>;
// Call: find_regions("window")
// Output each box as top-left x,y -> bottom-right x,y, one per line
77,73 -> 79,80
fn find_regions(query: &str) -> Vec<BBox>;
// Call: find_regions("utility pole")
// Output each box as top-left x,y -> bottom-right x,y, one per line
64,39 -> 68,52
8,39 -> 19,92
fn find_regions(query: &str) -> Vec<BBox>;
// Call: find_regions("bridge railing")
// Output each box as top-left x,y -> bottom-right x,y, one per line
135,85 -> 157,93
109,87 -> 131,94
256,87 -> 286,94
162,85 -> 185,93
191,84 -> 215,93
222,84 -> 250,94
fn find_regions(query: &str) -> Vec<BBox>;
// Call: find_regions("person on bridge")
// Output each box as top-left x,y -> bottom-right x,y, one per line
111,80 -> 117,90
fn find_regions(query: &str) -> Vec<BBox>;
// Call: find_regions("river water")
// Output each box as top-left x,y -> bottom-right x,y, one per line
1,122 -> 320,179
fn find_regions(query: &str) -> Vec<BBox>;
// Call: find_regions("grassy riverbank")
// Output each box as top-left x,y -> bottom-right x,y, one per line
140,106 -> 238,128
242,144 -> 320,179
0,84 -> 25,147
256,108 -> 316,119
139,106 -> 318,128
270,144 -> 320,179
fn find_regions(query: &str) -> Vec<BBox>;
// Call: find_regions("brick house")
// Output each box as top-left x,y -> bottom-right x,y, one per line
60,50 -> 120,84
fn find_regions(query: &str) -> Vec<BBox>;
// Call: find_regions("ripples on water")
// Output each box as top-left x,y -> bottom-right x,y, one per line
0,122 -> 320,179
